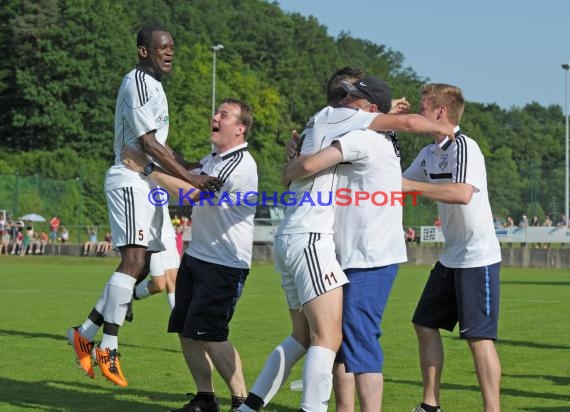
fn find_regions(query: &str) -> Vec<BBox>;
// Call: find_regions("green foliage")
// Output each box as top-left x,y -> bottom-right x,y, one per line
0,0 -> 566,225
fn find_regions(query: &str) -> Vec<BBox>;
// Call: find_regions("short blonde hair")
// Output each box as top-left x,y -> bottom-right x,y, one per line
421,83 -> 464,124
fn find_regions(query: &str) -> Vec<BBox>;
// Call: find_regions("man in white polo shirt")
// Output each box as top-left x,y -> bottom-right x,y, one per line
167,98 -> 257,412
403,83 -> 502,412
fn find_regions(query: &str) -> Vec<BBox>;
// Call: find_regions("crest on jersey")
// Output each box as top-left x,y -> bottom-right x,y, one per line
439,154 -> 448,171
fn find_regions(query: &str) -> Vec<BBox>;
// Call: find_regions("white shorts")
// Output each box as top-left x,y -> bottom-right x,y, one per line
149,235 -> 181,276
274,233 -> 348,309
106,187 -> 165,252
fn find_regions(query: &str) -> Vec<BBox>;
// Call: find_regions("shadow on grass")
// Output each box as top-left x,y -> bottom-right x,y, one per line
0,328 -> 179,353
386,378 -> 570,404
0,377 -> 179,412
502,373 -> 570,386
0,377 -> 295,412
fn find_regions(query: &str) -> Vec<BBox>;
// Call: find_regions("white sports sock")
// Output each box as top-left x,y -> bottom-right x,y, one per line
99,273 -> 135,351
250,336 -> 307,405
79,282 -> 111,341
79,319 -> 100,342
167,292 -> 175,310
237,405 -> 256,412
300,346 -> 336,412
101,272 -> 136,326
99,334 -> 118,351
134,278 -> 151,300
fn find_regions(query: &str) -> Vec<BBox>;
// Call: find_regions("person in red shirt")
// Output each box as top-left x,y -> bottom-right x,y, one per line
49,215 -> 60,243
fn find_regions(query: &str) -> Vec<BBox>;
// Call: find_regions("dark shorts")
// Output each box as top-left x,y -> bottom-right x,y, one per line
412,261 -> 501,340
168,254 -> 249,341
337,264 -> 399,373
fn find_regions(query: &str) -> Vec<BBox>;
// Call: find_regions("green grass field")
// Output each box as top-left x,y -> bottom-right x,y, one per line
0,256 -> 569,411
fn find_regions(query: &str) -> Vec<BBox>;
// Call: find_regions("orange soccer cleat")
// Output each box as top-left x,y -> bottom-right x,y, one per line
67,327 -> 95,379
95,346 -> 128,387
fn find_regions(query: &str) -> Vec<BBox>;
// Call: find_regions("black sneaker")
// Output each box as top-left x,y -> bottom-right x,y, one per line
411,404 -> 443,412
171,393 -> 221,412
124,298 -> 133,322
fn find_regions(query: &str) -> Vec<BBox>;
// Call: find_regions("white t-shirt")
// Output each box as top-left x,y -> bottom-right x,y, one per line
186,143 -> 258,269
334,130 -> 407,269
403,127 -> 501,268
276,107 -> 379,235
105,65 -> 170,192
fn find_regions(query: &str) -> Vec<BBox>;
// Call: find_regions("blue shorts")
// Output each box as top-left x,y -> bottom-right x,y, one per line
412,261 -> 501,340
338,264 -> 399,373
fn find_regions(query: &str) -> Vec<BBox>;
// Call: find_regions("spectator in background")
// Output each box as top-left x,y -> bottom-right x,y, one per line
171,214 -> 181,227
96,232 -> 113,256
542,215 -> 552,249
49,215 -> 60,243
60,226 -> 69,244
37,231 -> 48,254
406,227 -> 416,244
433,215 -> 442,229
0,211 -> 6,239
543,215 -> 552,227
504,216 -> 514,228
82,226 -> 98,256
531,216 -> 540,227
556,214 -> 567,228
0,226 -> 10,255
13,229 -> 23,255
175,224 -> 184,257
9,220 -> 20,254
21,223 -> 34,256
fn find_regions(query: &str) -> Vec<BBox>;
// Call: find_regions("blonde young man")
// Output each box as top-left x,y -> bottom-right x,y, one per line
403,84 -> 502,412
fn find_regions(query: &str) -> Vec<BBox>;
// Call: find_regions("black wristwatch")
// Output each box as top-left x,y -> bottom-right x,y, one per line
142,162 -> 155,176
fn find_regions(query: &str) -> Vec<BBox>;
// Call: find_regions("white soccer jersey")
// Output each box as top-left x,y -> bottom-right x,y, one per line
276,107 -> 379,235
334,130 -> 407,269
105,65 -> 170,191
186,143 -> 258,269
403,127 -> 501,268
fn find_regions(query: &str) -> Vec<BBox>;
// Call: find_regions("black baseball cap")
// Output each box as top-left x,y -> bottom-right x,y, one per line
341,76 -> 392,114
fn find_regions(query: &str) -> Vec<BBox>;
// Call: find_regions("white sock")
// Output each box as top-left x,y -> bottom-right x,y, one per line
99,334 -> 118,351
99,272 -> 136,350
79,319 -> 99,342
237,405 -> 256,412
134,278 -> 151,300
300,346 -> 336,412
250,336 -> 307,405
167,292 -> 175,310
80,283 -> 110,341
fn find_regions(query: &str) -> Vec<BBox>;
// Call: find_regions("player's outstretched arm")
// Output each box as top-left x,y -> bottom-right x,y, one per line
402,177 -> 474,205
369,113 -> 454,138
